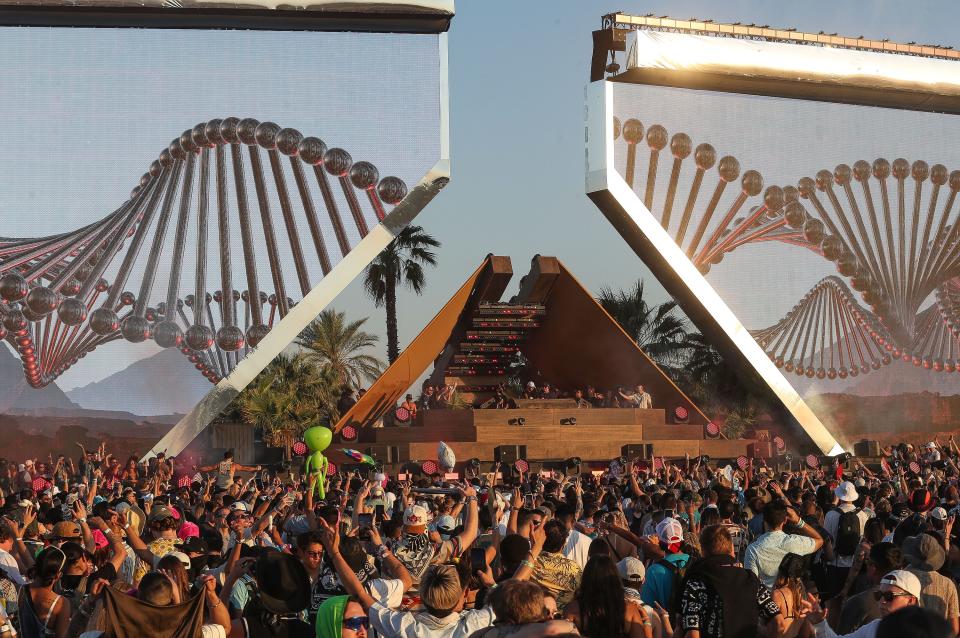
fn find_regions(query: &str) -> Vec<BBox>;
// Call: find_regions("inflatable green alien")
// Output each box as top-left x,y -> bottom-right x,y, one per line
303,426 -> 332,499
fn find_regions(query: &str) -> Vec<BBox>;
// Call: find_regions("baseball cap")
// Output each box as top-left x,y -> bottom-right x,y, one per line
434,514 -> 457,536
148,505 -> 175,523
656,517 -> 684,545
930,507 -> 948,522
46,521 -> 82,540
177,521 -> 200,540
403,504 -> 430,531
617,557 -> 645,584
181,537 -> 209,555
880,570 -> 922,600
163,551 -> 191,569
230,502 -> 249,512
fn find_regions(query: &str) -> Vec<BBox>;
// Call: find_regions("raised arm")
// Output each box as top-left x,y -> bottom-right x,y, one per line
317,519 -> 375,610
121,511 -> 158,565
368,525 -> 412,592
88,517 -> 127,574
453,483 -> 479,552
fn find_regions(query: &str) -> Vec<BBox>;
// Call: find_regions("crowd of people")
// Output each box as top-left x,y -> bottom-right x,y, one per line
432,381 -> 654,411
0,436 -> 956,637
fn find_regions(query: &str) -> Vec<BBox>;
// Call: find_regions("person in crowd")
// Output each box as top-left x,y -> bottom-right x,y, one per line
901,533 -> 960,634
388,484 -> 478,587
0,432 -> 959,638
573,389 -> 592,409
835,543 -> 903,634
196,451 -> 262,492
618,385 -> 653,410
19,546 -> 70,638
420,385 -> 439,411
563,554 -> 653,638
530,520 -> 582,609
770,553 -> 809,638
745,500 -> 824,589
823,481 -> 873,598
676,524 -> 781,638
640,518 -> 689,610
400,394 -> 418,419
803,570 -> 922,638
876,607 -> 954,638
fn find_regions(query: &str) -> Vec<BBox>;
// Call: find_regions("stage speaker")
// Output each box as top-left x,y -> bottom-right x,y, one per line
495,445 -> 527,464
621,444 -> 654,460
366,445 -> 402,465
749,441 -> 774,459
854,440 -> 881,458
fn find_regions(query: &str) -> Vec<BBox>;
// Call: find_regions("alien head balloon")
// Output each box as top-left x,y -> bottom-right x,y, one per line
304,426 -> 332,453
438,441 -> 456,472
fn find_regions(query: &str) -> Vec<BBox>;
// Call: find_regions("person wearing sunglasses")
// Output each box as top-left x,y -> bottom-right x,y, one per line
803,570 -> 921,638
317,595 -> 368,638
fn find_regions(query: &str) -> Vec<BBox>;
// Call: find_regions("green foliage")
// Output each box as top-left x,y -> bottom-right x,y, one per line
598,279 -> 772,432
295,308 -> 384,389
232,308 -> 385,456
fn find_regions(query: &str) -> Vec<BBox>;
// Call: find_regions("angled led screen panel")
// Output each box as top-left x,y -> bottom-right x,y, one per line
587,23 -> 960,453
0,1 -> 450,459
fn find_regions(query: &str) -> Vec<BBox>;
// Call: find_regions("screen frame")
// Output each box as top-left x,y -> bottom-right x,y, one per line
0,3 -> 453,33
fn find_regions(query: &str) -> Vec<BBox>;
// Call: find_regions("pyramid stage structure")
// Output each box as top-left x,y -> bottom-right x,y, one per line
332,255 -> 755,472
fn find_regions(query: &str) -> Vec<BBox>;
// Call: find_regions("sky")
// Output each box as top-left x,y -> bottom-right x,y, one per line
325,0 -> 960,384
5,0 -> 960,402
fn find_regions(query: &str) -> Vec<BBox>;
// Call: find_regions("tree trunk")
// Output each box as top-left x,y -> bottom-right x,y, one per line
386,268 -> 399,363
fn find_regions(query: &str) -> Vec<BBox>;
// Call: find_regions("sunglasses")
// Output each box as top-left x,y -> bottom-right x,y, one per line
874,591 -> 912,603
343,616 -> 369,631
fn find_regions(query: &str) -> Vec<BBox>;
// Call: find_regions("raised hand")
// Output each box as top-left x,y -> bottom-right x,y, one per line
316,518 -> 340,553
800,593 -> 825,624
87,516 -> 108,531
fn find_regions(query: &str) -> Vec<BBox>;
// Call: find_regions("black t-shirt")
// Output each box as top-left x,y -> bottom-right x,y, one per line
242,600 -> 314,638
59,563 -> 117,599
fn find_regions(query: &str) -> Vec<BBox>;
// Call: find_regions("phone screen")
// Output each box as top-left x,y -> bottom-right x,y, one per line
470,547 -> 487,572
523,494 -> 535,509
358,513 -> 373,528
374,504 -> 385,521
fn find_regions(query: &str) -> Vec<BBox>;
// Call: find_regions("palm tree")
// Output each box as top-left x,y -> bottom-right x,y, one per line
597,279 -> 690,372
296,309 -> 384,389
363,225 -> 440,363
239,353 -> 339,458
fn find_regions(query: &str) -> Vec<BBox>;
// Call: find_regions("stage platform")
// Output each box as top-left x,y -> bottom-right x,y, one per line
334,255 -> 761,472
353,405 -> 751,469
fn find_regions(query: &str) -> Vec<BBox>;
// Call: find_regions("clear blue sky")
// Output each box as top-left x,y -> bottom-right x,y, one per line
328,0 -> 960,384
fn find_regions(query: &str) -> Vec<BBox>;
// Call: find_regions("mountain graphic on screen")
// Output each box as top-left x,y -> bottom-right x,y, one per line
0,343 -> 77,412
66,347 -> 208,417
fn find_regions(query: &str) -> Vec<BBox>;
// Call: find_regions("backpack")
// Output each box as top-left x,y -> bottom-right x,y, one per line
657,556 -> 692,622
834,508 -> 862,556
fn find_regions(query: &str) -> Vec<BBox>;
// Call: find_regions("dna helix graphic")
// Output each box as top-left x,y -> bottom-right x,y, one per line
614,116 -> 960,377
0,117 -> 408,388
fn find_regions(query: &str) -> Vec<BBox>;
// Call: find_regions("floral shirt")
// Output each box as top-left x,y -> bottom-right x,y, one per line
680,576 -> 779,638
532,552 -> 582,608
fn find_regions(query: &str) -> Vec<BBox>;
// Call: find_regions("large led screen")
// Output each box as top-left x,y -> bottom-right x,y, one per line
0,21 -> 446,459
602,68 -> 960,449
